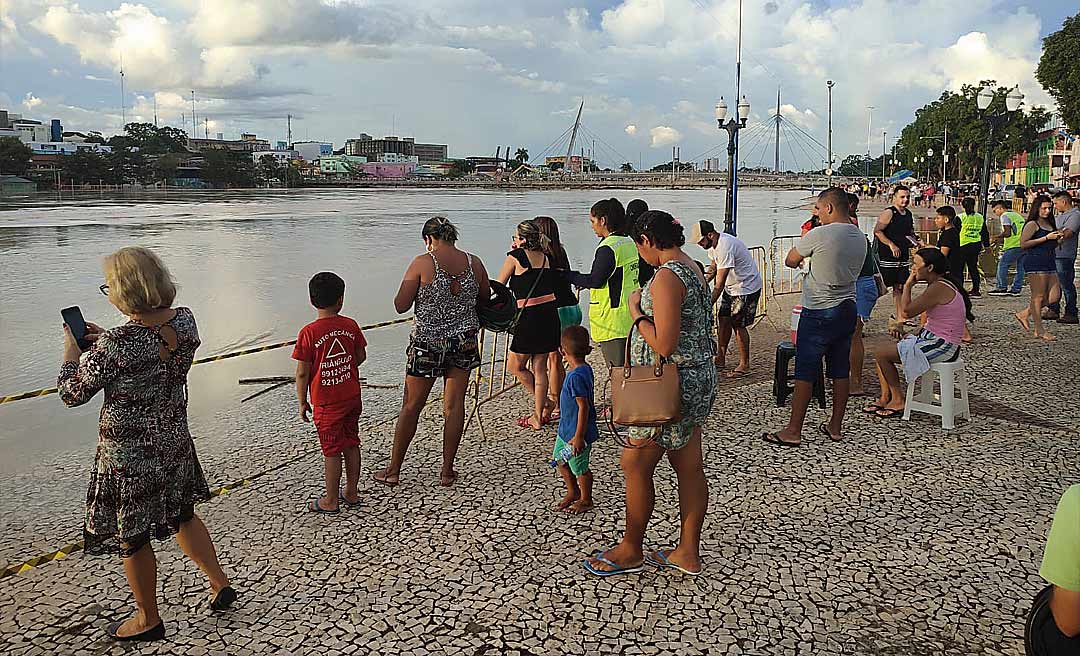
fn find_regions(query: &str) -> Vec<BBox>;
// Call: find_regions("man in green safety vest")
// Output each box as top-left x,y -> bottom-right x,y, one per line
988,200 -> 1025,296
957,196 -> 985,296
566,198 -> 640,367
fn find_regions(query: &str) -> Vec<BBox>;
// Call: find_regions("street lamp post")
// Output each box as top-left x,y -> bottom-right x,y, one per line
826,80 -> 835,184
927,148 -> 934,182
882,130 -> 887,183
976,85 -> 1023,217
716,95 -> 751,236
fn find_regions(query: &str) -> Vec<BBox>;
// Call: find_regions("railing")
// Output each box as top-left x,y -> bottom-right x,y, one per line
463,328 -> 519,440
768,235 -> 804,297
747,245 -> 769,322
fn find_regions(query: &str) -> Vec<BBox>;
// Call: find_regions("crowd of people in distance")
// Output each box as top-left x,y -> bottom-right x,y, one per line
55,187 -> 1080,647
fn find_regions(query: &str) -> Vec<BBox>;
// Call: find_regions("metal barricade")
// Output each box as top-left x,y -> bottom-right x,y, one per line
463,328 -> 519,440
768,235 -> 804,297
747,245 -> 769,321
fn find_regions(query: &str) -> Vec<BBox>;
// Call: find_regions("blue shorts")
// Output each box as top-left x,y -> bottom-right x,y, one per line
855,276 -> 878,322
794,300 -> 857,382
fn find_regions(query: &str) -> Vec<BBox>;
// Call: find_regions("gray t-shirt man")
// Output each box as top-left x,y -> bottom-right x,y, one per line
1055,206 -> 1080,259
795,223 -> 867,310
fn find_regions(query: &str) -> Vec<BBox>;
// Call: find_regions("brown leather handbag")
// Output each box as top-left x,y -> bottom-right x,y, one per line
610,316 -> 682,427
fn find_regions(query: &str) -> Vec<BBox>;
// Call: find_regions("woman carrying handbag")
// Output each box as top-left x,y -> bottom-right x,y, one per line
584,210 -> 717,578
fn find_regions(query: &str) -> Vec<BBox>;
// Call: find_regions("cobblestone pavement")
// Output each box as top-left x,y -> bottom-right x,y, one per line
0,294 -> 1077,655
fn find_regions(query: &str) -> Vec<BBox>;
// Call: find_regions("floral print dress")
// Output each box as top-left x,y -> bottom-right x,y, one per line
628,260 -> 718,450
58,307 -> 211,557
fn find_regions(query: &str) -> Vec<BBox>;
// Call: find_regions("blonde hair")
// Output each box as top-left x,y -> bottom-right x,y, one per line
103,247 -> 177,314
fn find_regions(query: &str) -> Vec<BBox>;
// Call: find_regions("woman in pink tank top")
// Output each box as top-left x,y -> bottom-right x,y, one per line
864,248 -> 974,418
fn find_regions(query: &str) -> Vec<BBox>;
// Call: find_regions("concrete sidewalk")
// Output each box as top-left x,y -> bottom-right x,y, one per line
0,292 -> 1077,656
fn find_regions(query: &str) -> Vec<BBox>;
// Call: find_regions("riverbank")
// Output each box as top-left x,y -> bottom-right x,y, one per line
1,291 -> 1077,655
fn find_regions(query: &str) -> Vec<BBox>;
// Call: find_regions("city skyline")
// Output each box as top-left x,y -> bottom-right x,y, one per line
1,0 -> 1072,169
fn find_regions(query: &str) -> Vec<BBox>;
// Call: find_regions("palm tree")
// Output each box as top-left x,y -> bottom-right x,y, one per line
515,147 -> 529,164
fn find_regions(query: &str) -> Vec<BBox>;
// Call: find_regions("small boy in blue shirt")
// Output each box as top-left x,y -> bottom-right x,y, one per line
552,325 -> 599,514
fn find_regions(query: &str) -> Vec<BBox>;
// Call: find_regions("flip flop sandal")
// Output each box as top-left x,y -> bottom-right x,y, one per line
645,550 -> 702,576
762,432 -> 800,447
516,416 -> 535,429
372,471 -> 399,487
583,555 -> 645,577
818,422 -> 842,442
338,494 -> 361,508
861,404 -> 885,414
308,499 -> 340,514
875,408 -> 904,419
723,370 -> 749,379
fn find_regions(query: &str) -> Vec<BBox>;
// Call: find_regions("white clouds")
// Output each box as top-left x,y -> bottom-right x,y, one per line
650,126 -> 681,148
22,92 -> 42,110
600,0 -> 666,42
565,8 -> 589,31
625,124 -> 637,136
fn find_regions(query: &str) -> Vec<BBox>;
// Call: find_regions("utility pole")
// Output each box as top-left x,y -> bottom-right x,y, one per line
865,106 -> 874,180
826,81 -> 834,182
774,87 -> 781,174
942,124 -> 948,182
882,130 -> 887,183
190,90 -> 197,139
153,95 -> 158,127
119,56 -> 126,128
204,117 -> 208,139
287,114 -> 292,147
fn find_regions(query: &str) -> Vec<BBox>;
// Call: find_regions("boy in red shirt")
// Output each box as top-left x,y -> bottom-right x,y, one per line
292,272 -> 367,514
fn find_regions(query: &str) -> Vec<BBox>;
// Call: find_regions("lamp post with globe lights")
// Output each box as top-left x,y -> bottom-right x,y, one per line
976,85 -> 1024,216
716,95 -> 751,236
927,148 -> 934,183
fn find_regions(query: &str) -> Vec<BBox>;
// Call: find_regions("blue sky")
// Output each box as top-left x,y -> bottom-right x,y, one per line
1,1 -> 1071,170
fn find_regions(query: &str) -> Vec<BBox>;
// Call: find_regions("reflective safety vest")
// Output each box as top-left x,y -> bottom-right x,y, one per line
588,235 -> 639,343
1001,211 -> 1024,251
959,212 -> 985,246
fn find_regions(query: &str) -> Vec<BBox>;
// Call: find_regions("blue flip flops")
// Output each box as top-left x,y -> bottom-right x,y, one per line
338,494 -> 361,508
645,550 -> 702,576
583,553 -> 644,577
308,499 -> 340,514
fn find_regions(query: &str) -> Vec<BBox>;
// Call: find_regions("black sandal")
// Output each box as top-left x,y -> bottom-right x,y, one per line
106,620 -> 166,642
861,404 -> 884,414
875,408 -> 904,419
762,432 -> 800,447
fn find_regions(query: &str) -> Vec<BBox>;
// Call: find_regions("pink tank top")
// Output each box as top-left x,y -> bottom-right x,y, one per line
924,282 -> 966,345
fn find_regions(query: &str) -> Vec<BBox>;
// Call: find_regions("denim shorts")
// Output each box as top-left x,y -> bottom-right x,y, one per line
794,300 -> 857,382
855,276 -> 878,322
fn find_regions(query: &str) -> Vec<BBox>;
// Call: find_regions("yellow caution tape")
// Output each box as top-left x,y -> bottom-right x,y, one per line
0,316 -> 413,406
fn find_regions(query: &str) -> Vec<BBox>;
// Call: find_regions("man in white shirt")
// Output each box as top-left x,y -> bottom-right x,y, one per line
691,220 -> 763,377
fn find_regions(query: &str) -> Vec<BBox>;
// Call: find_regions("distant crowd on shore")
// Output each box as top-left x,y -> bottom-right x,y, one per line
56,187 -> 1080,649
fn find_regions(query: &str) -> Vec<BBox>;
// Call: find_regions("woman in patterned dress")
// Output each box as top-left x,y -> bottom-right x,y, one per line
372,217 -> 490,487
585,210 -> 718,578
59,247 -> 234,642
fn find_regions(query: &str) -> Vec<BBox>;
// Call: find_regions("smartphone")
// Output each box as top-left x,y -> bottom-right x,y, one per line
61,306 -> 92,351
906,235 -> 920,246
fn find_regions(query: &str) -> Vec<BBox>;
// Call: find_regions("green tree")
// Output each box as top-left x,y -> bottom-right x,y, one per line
201,150 -> 256,188
514,147 -> 529,165
256,154 -> 281,186
1036,12 -> 1080,133
894,81 -> 1049,181
0,137 -> 32,176
62,150 -> 109,185
838,154 -> 867,177
448,159 -> 475,177
120,123 -> 189,154
151,153 -> 182,183
620,162 -> 635,172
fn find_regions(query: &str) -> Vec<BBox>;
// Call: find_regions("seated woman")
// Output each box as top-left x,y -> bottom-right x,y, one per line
865,248 -> 973,418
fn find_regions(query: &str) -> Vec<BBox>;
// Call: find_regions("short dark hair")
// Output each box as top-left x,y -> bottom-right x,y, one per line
818,187 -> 850,216
630,210 -> 685,249
894,184 -> 910,194
590,198 -> 627,234
1053,190 -> 1073,203
961,196 -> 976,213
936,205 -> 960,229
309,272 -> 345,309
990,200 -> 1009,210
626,199 -> 649,223
560,325 -> 591,359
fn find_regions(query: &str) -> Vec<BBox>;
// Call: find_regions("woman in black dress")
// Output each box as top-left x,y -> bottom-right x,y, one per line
497,219 -> 563,430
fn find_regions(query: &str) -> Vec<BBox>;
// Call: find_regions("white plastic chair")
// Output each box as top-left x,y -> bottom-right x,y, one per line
902,359 -> 971,430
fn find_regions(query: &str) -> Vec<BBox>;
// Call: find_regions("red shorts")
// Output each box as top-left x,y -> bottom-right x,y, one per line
312,400 -> 362,457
